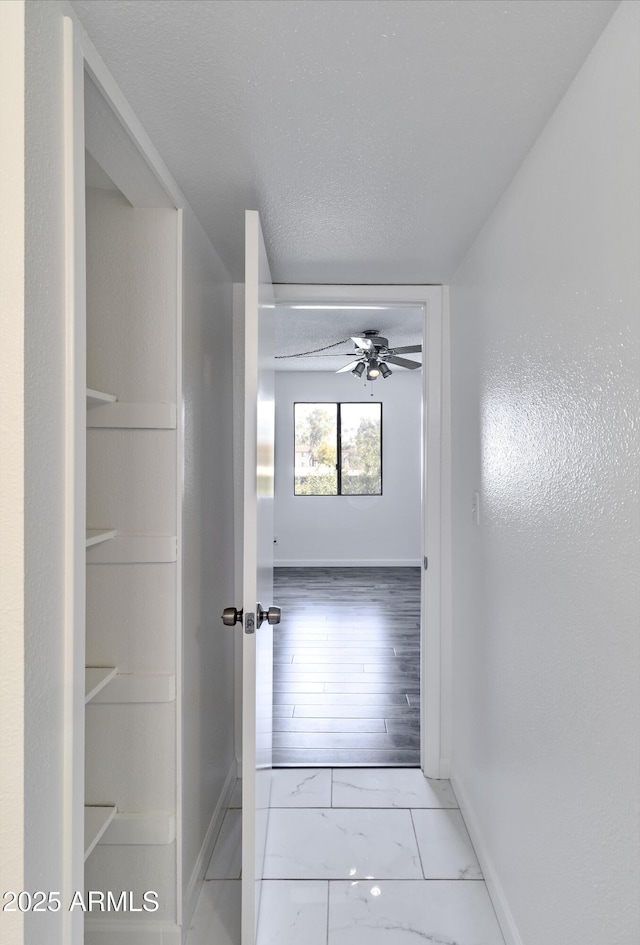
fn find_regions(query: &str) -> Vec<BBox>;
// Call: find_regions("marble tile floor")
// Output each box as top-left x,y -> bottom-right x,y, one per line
273,567 -> 422,766
186,768 -> 505,945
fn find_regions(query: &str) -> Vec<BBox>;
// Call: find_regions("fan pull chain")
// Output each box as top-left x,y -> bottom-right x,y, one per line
275,338 -> 351,359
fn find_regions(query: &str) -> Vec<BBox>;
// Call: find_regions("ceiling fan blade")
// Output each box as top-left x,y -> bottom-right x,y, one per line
351,336 -> 375,352
336,359 -> 363,374
392,344 -> 422,354
386,355 -> 421,370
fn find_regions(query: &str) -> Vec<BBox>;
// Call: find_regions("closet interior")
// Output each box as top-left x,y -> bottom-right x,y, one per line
80,68 -> 181,931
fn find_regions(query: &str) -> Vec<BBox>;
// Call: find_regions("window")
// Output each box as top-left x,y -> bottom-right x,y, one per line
294,402 -> 382,496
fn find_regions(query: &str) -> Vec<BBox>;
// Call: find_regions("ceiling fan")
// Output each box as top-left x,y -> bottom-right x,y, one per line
335,329 -> 422,380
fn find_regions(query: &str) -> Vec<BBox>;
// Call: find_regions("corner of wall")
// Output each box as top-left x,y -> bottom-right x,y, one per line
450,767 -> 523,945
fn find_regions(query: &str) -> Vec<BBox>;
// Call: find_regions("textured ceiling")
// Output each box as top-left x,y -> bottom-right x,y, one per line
71,0 -> 617,284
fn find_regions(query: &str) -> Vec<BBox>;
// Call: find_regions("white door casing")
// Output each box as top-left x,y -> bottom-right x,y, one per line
242,210 -> 276,943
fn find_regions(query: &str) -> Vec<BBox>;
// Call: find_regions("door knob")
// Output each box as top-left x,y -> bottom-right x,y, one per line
221,606 -> 243,627
256,604 -> 281,628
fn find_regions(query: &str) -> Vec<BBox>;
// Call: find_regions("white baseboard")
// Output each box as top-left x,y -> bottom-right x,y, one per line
450,767 -> 523,945
85,919 -> 180,945
438,756 -> 451,779
274,558 -> 421,567
181,759 -> 238,942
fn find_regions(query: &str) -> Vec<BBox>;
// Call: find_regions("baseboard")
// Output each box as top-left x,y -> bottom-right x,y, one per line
85,919 -> 180,945
450,767 -> 523,945
181,759 -> 238,942
274,558 -> 422,567
438,756 -> 451,779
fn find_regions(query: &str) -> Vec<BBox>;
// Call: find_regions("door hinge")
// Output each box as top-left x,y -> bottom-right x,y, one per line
244,612 -> 255,635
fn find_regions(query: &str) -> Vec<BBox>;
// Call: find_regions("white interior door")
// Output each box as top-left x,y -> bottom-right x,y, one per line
242,209 -> 277,944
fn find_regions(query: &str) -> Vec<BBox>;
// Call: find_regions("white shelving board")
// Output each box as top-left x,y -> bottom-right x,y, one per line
86,388 -> 117,408
88,672 -> 176,704
84,805 -> 117,861
86,528 -> 117,548
85,667 -> 118,704
87,402 -> 177,429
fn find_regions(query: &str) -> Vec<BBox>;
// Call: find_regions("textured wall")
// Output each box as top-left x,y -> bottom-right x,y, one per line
274,371 -> 422,566
449,4 -> 640,944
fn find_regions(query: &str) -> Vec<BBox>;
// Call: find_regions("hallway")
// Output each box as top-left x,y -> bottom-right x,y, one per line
187,768 -> 505,944
5,5 -> 638,945
273,568 -> 421,766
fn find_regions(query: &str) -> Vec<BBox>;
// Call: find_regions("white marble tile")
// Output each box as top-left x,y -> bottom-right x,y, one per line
206,809 -> 241,879
328,880 -> 505,944
263,808 -> 422,879
332,768 -> 458,809
186,880 -> 240,945
229,779 -> 242,809
411,809 -> 483,879
257,881 -> 328,945
270,768 -> 332,807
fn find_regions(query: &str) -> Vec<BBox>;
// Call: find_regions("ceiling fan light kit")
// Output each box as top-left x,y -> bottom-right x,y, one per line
346,329 -> 421,382
367,359 -> 381,380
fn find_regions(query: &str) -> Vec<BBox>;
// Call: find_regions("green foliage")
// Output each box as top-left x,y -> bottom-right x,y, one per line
295,472 -> 337,495
295,406 -> 334,450
315,441 -> 337,468
342,472 -> 380,495
342,416 -> 381,494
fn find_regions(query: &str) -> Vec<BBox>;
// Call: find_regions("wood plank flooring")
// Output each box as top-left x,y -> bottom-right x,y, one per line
272,567 -> 421,766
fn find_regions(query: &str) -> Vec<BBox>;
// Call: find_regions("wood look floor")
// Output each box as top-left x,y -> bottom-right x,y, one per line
272,567 -> 421,766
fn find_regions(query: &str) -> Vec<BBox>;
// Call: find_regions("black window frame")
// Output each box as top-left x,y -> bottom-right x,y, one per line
293,401 -> 383,497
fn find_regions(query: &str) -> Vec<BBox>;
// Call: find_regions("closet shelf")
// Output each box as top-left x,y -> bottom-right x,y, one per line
86,534 -> 177,564
99,811 -> 175,846
86,388 -> 117,408
87,672 -> 175,704
84,805 -> 117,861
86,528 -> 117,548
87,401 -> 177,429
85,667 -> 118,704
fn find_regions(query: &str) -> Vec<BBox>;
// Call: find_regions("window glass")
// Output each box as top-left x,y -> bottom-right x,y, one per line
294,403 -> 338,495
340,402 -> 382,495
293,402 -> 382,496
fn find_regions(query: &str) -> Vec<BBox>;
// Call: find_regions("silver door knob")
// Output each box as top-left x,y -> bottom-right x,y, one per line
256,604 -> 281,628
221,606 -> 243,627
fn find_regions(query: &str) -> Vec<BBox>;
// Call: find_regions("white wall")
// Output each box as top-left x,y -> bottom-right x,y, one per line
0,5 -> 25,945
449,4 -> 640,944
24,8 -> 69,930
181,208 -> 236,923
274,370 -> 422,566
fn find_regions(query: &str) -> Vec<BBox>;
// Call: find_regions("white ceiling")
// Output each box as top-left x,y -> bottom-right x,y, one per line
71,0 -> 617,286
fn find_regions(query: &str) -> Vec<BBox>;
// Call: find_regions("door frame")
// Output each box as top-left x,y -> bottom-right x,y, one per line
273,284 -> 451,779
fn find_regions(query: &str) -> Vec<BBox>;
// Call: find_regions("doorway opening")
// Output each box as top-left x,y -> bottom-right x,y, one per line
270,288 -> 445,772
